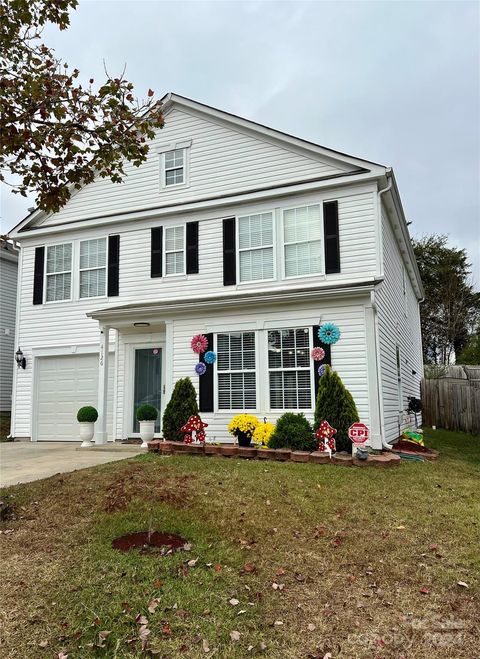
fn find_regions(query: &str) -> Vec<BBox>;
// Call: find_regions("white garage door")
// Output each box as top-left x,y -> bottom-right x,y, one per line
35,353 -> 114,441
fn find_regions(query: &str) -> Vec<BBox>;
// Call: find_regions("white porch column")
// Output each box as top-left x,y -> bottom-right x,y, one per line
364,301 -> 383,450
95,324 -> 110,445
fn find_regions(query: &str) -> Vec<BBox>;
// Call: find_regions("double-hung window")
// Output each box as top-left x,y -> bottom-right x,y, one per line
45,243 -> 72,302
164,225 -> 185,275
79,238 -> 107,298
238,212 -> 274,282
283,204 -> 323,277
217,332 -> 256,409
268,328 -> 312,409
164,148 -> 185,186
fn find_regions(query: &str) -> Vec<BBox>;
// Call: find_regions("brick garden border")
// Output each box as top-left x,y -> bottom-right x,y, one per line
147,441 -> 401,468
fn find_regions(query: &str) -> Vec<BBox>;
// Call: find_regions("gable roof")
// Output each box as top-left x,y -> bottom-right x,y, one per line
161,92 -> 386,172
11,92 -> 386,235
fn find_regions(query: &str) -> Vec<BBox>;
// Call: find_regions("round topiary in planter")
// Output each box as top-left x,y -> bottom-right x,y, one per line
77,406 -> 98,447
136,404 -> 158,448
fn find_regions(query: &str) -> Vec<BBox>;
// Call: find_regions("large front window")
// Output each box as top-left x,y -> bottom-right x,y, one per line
238,212 -> 274,282
268,328 -> 312,409
79,238 -> 107,298
45,243 -> 72,302
283,204 -> 323,277
217,332 -> 256,409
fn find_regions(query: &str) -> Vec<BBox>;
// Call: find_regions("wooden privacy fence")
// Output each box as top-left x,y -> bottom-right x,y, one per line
421,378 -> 480,435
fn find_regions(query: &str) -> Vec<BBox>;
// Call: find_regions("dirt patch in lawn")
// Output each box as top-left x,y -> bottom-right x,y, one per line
112,530 -> 187,553
103,462 -> 194,512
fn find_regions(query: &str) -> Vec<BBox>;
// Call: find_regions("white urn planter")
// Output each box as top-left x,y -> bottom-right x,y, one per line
79,422 -> 95,447
139,420 -> 155,448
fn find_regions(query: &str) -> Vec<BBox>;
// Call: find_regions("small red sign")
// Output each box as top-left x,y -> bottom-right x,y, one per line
348,423 -> 369,444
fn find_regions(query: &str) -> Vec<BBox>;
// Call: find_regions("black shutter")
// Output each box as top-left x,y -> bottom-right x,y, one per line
222,217 -> 236,286
107,234 -> 120,297
186,221 -> 199,274
151,227 -> 163,278
323,200 -> 340,274
199,333 -> 214,413
33,246 -> 45,305
312,325 -> 332,400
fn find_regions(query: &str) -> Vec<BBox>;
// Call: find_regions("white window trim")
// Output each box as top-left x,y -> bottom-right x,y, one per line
78,237 -> 108,300
214,331 -> 258,412
266,327 -> 315,412
44,241 -> 73,304
159,144 -> 191,191
164,224 -> 186,277
281,203 -> 325,281
236,210 -> 276,285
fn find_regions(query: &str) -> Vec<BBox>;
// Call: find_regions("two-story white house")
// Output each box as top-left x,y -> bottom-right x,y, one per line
9,93 -> 424,448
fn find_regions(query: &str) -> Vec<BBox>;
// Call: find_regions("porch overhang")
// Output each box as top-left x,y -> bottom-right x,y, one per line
86,278 -> 382,327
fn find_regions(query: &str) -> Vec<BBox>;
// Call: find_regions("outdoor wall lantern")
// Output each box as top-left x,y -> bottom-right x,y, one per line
15,347 -> 26,369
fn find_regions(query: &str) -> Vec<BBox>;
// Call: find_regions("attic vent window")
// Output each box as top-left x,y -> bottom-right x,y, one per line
164,148 -> 184,186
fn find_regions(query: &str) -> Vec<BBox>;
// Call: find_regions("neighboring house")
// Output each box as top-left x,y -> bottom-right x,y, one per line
9,93 -> 424,447
0,239 -> 18,413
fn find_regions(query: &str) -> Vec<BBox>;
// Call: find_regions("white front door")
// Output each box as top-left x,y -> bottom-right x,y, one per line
132,347 -> 163,434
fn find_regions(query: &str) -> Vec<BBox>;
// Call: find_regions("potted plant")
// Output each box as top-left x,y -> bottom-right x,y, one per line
77,406 -> 98,447
136,404 -> 158,448
228,414 -> 259,447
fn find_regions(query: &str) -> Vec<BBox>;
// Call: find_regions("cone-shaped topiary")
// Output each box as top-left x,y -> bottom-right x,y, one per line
314,365 -> 359,453
162,377 -> 199,442
268,413 -> 316,452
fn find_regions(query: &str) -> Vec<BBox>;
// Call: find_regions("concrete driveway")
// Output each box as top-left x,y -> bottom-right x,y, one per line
0,442 -> 144,488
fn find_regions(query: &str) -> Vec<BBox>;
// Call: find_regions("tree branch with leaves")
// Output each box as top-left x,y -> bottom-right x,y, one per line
0,0 -> 164,213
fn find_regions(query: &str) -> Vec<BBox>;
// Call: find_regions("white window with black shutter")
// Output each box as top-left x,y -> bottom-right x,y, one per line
164,225 -> 185,276
282,205 -> 323,278
268,327 -> 312,409
79,238 -> 107,299
217,332 -> 256,410
45,242 -> 73,302
238,212 -> 275,283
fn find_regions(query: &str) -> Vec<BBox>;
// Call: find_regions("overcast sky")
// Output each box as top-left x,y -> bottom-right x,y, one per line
2,0 -> 479,285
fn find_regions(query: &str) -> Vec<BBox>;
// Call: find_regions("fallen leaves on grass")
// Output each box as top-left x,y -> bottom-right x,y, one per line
229,598 -> 240,606
229,630 -> 241,641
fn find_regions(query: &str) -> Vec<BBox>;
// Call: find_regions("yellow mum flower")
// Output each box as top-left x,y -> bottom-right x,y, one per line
228,414 -> 259,437
252,421 -> 275,447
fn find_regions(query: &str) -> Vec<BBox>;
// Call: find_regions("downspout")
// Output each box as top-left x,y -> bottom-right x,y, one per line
376,171 -> 395,449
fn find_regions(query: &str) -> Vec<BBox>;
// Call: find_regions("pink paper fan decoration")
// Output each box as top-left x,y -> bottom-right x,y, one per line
191,334 -> 208,354
311,347 -> 326,361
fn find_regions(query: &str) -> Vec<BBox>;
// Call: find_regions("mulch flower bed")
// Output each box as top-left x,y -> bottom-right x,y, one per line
147,441 -> 401,468
391,440 -> 439,461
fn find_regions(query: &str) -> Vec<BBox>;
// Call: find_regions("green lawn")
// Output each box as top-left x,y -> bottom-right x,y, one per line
0,428 -> 479,658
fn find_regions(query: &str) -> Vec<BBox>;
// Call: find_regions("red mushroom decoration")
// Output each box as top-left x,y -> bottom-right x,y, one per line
315,420 -> 337,453
180,415 -> 208,443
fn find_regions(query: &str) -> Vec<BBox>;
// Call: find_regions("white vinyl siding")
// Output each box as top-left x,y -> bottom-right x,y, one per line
164,226 -> 185,275
45,243 -> 72,302
283,204 -> 323,278
268,328 -> 311,409
79,238 -> 107,298
164,148 -> 184,186
217,331 -> 256,409
238,212 -> 274,282
39,106 -> 353,227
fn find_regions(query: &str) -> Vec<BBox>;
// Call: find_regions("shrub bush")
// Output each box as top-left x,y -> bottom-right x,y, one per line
268,413 -> 316,451
314,365 -> 359,453
162,377 -> 199,442
77,406 -> 98,423
136,404 -> 158,422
